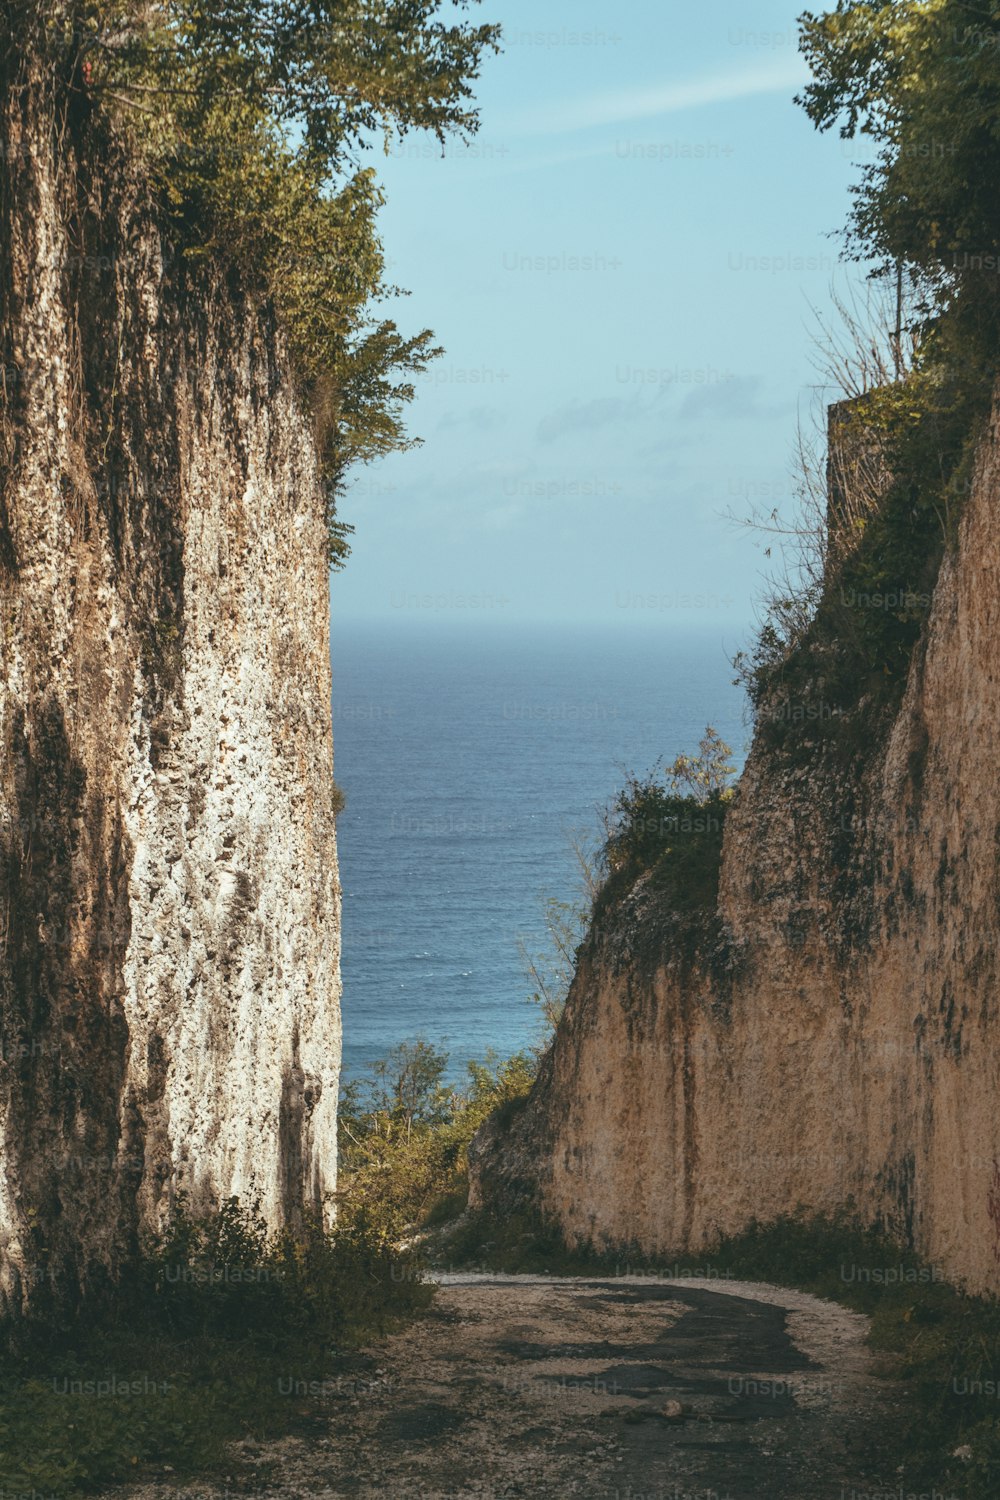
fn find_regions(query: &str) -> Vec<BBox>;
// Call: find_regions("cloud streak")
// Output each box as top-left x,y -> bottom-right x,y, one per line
536,397 -> 650,444
679,376 -> 791,423
502,56 -> 810,138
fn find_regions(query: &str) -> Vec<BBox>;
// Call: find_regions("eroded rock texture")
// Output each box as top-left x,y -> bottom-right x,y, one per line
0,46 -> 341,1312
473,391 -> 1000,1295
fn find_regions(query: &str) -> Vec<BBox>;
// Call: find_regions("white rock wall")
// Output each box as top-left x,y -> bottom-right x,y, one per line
0,60 -> 341,1313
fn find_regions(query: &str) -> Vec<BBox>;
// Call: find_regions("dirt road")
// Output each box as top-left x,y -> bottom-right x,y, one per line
126,1275 -> 906,1499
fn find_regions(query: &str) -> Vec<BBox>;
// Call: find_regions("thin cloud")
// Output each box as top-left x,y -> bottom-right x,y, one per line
679,376 -> 788,422
536,397 -> 648,444
502,56 -> 809,138
437,405 -> 505,434
490,143 -> 621,178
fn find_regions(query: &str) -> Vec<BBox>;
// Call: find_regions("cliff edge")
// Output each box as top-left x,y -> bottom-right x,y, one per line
472,385 -> 1000,1295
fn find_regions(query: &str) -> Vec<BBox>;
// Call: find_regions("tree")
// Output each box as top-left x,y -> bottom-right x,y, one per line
520,894 -> 584,1033
797,1 -> 1000,362
341,1038 -> 451,1149
724,3 -> 1000,724
43,0 -> 501,566
335,1043 -> 536,1238
664,726 -> 737,805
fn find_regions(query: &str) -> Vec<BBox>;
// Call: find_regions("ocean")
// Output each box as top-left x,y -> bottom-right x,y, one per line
330,620 -> 750,1085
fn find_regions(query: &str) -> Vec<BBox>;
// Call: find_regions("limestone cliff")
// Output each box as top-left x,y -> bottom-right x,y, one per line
472,388 -> 1000,1296
0,35 -> 341,1312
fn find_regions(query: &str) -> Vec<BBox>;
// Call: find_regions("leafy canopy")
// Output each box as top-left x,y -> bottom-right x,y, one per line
54,0 -> 500,566
340,1038 -> 453,1140
798,0 -> 1000,355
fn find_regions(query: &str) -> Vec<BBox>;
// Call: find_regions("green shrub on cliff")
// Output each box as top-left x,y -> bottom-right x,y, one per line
599,727 -> 736,913
739,348 -> 990,734
31,0 -> 500,566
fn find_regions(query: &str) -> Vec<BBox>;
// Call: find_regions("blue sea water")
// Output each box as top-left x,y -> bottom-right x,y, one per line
330,620 -> 749,1085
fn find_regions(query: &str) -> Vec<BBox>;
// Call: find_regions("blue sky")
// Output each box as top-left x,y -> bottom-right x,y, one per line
329,0 -> 866,637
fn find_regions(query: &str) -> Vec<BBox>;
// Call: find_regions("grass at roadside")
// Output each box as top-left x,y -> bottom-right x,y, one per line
714,1216 -> 1000,1499
0,1198 -> 431,1496
0,1043 -> 538,1498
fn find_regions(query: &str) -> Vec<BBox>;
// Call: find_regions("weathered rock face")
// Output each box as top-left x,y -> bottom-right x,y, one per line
0,51 -> 341,1312
472,390 -> 1000,1296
